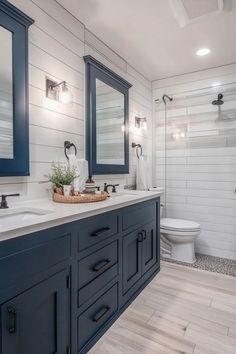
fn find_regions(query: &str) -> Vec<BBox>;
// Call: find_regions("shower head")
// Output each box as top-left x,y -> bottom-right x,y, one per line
212,93 -> 224,106
155,94 -> 173,105
162,94 -> 173,104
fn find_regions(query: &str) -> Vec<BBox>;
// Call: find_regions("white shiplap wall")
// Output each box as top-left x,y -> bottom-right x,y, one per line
0,0 -> 152,200
153,64 -> 236,260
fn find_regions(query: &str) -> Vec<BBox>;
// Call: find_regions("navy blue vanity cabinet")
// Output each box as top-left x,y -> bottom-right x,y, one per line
0,225 -> 72,354
77,198 -> 160,353
0,197 -> 160,354
121,200 -> 160,305
1,269 -> 69,354
122,220 -> 157,294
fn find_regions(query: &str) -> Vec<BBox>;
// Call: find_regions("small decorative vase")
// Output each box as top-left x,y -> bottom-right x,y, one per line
63,185 -> 72,196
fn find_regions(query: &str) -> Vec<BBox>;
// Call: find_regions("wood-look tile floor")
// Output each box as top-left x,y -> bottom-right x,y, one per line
89,261 -> 236,354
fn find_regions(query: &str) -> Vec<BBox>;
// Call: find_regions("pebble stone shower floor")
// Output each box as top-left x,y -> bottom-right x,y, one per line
161,253 -> 236,277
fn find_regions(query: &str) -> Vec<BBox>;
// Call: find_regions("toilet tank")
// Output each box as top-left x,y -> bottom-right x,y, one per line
148,188 -> 165,218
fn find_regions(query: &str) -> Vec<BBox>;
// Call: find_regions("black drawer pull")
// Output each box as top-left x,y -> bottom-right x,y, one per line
8,307 -> 17,334
142,229 -> 147,240
91,227 -> 111,237
92,259 -> 111,272
92,306 -> 111,323
138,232 -> 143,242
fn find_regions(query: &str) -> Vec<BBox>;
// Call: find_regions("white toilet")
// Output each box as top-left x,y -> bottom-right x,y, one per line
160,207 -> 201,264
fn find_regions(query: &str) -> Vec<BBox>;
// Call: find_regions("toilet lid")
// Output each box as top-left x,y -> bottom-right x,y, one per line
161,218 -> 200,231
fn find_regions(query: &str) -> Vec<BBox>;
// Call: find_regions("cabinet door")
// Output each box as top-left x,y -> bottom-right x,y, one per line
122,230 -> 142,294
142,221 -> 157,275
1,269 -> 69,354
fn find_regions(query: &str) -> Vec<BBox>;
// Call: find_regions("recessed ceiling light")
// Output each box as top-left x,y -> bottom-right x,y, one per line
196,48 -> 210,56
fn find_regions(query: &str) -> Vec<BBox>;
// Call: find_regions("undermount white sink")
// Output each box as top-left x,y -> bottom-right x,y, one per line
0,208 -> 52,230
108,191 -> 138,198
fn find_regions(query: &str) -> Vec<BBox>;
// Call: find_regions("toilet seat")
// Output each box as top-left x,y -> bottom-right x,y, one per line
160,228 -> 200,237
161,218 -> 200,232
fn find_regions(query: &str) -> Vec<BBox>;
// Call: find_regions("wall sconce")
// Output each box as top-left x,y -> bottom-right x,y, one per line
46,78 -> 73,104
172,130 -> 186,140
135,116 -> 147,130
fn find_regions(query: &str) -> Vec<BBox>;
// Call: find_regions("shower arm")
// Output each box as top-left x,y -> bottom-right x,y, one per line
155,94 -> 173,105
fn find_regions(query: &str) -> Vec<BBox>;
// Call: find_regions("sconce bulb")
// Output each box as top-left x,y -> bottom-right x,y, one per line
135,116 -> 147,130
59,83 -> 73,104
121,124 -> 125,132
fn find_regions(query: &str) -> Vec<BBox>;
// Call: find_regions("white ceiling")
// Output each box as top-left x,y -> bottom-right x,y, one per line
57,0 -> 236,81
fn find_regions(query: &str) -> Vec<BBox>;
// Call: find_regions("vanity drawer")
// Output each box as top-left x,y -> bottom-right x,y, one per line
78,241 -> 118,306
78,241 -> 118,289
0,234 -> 70,290
78,212 -> 119,251
122,202 -> 156,231
78,283 -> 118,351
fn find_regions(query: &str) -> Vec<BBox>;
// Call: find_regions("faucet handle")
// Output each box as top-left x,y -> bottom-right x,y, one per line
112,184 -> 119,193
103,183 -> 119,193
0,193 -> 20,209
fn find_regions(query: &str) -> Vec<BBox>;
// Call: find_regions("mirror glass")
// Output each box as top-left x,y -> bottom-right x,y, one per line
96,79 -> 125,165
0,26 -> 13,159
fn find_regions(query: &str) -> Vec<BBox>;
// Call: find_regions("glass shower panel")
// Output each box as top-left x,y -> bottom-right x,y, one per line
155,100 -> 167,210
164,85 -> 236,260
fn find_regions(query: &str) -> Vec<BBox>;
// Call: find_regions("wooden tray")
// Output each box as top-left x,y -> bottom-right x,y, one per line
53,191 -> 108,203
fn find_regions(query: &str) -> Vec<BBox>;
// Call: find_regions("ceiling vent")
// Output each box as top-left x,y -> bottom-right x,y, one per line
170,0 -> 230,27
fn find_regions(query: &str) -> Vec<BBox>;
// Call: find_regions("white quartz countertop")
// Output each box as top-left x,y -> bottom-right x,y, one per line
0,190 -> 162,242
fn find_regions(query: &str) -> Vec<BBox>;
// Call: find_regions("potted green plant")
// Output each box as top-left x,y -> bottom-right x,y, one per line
47,162 -> 77,196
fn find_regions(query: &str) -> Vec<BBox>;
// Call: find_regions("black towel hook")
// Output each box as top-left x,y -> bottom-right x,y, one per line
64,141 -> 77,160
132,142 -> 143,159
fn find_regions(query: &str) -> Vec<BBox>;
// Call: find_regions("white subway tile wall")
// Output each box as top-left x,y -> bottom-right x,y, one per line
0,0 -> 152,200
3,0 -> 235,261
153,64 -> 236,260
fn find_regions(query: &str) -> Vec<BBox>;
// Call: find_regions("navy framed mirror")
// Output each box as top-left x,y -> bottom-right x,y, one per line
84,55 -> 132,175
0,0 -> 34,176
